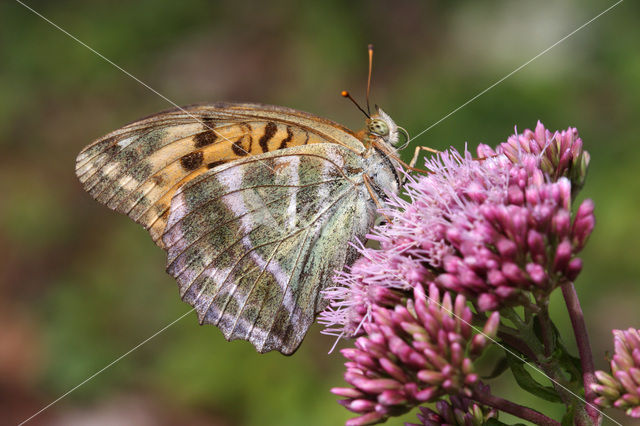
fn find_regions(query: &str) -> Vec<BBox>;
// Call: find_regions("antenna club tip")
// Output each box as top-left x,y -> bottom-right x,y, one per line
341,90 -> 349,97
368,43 -> 374,50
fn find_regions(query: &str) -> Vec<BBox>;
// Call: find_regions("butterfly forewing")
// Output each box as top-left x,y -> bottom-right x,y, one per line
75,103 -> 365,247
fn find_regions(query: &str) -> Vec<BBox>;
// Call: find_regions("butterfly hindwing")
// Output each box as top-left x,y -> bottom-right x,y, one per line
162,144 -> 377,354
75,103 -> 366,247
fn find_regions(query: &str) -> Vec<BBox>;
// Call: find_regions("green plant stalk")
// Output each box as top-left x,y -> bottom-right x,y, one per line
537,303 -> 554,358
532,291 -> 598,426
506,301 -> 596,424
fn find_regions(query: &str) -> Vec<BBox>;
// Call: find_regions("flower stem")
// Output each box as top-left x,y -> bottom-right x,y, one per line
562,282 -> 601,425
471,390 -> 561,425
537,303 -> 554,358
497,330 -> 538,361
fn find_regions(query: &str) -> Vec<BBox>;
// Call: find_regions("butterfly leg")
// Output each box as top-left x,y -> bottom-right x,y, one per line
411,145 -> 501,166
473,153 -> 501,163
370,140 -> 430,174
409,146 -> 441,169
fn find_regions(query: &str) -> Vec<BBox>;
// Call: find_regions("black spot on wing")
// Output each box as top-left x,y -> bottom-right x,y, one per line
200,116 -> 217,129
259,122 -> 278,152
194,130 -> 218,148
207,160 -> 226,169
180,151 -> 204,171
232,136 -> 249,156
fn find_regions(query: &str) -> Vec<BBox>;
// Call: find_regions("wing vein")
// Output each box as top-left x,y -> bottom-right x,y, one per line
180,224 -> 264,300
224,237 -> 286,334
162,178 -> 346,242
199,229 -> 306,324
168,191 -> 294,276
251,227 -> 312,346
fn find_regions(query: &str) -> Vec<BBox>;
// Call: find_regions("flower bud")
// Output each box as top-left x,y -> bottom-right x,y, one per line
593,328 -> 640,418
572,199 -> 595,250
553,239 -> 572,273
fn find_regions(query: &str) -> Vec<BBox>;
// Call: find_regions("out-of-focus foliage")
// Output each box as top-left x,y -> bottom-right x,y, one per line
1,1 -> 638,425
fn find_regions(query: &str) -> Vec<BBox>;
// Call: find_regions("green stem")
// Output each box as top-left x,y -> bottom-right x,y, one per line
537,303 -> 554,358
497,330 -> 538,361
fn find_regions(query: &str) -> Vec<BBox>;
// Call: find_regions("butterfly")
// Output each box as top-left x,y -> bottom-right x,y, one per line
75,98 -> 408,355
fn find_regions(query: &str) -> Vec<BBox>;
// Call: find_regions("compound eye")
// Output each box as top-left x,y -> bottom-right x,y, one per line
368,119 -> 389,136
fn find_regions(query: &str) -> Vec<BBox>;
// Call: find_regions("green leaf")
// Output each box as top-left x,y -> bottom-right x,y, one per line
553,338 -> 584,385
561,404 -> 576,426
556,348 -> 583,384
533,314 -> 583,386
482,355 -> 509,380
532,312 -> 560,354
506,352 -> 563,403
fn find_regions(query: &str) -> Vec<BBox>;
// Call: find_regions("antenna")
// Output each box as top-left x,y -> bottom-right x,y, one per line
366,44 -> 373,116
341,91 -> 370,118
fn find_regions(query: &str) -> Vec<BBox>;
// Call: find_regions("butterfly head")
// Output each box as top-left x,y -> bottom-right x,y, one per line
366,107 -> 401,148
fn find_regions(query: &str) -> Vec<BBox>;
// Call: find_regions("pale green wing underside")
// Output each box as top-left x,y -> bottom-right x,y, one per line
162,143 -> 377,354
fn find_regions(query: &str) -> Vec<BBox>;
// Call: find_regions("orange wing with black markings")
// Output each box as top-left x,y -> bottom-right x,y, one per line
75,102 -> 367,247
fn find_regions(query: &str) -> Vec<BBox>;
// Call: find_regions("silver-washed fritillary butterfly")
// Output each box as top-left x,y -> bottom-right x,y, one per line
75,50 -> 407,354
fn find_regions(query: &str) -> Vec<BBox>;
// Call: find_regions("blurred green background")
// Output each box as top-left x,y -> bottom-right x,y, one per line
1,1 -> 638,425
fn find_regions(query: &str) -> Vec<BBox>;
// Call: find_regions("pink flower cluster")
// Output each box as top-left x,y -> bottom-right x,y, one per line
321,122 -> 595,425
320,122 -> 594,338
591,328 -> 640,418
408,384 -> 497,426
330,284 -> 499,426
